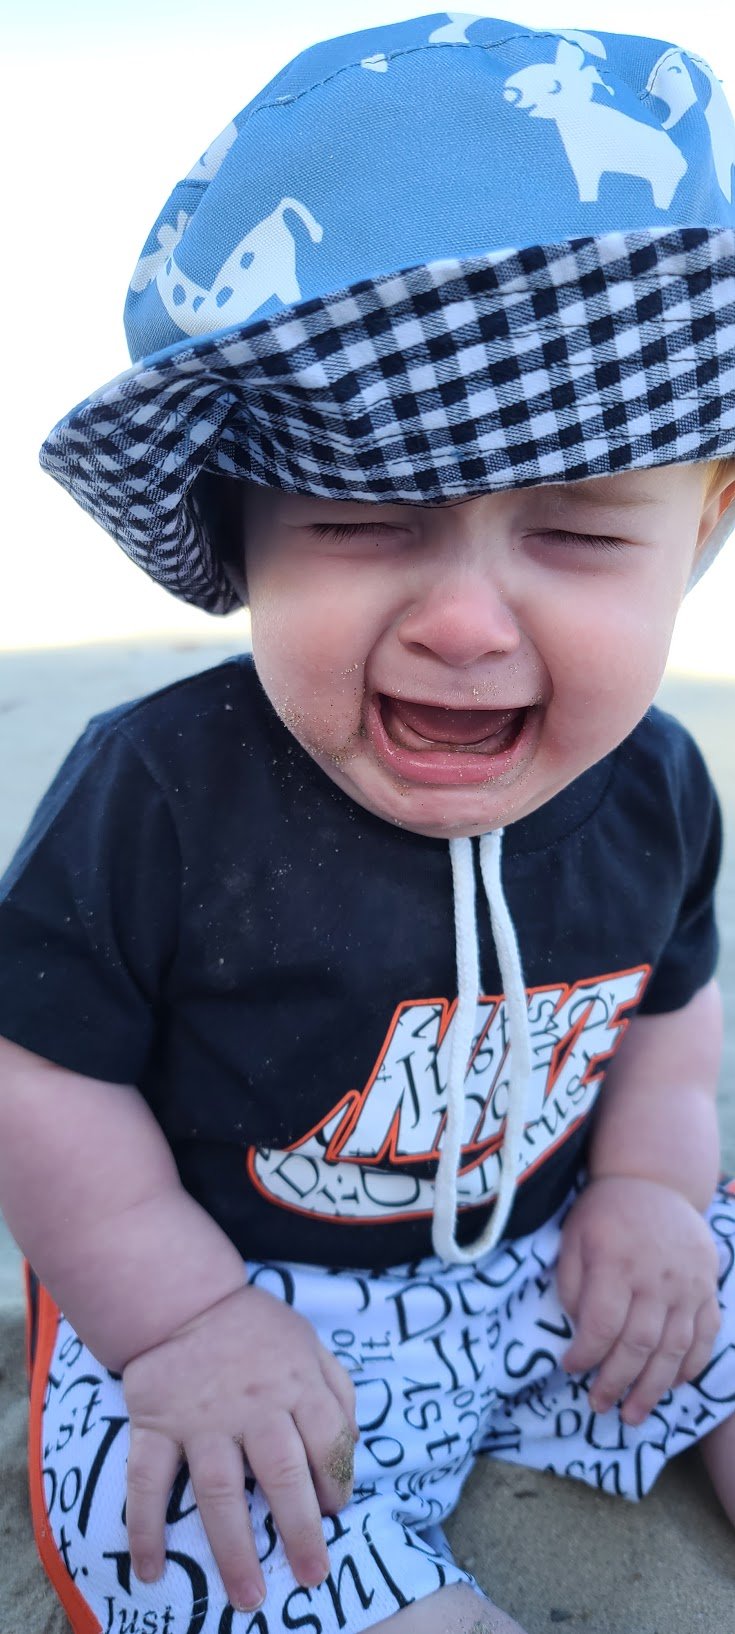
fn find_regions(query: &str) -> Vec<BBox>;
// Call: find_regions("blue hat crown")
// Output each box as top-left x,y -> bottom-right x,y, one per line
124,13 -> 735,362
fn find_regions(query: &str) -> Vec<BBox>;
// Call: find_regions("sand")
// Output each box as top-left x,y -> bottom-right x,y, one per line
1,638 -> 735,1633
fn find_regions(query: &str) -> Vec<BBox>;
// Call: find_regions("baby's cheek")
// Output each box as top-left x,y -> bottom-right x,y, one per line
542,640 -> 664,772
251,650 -> 365,764
571,601 -> 674,703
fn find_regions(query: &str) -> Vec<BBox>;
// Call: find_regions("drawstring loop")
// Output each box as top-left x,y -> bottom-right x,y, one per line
432,831 -> 532,1265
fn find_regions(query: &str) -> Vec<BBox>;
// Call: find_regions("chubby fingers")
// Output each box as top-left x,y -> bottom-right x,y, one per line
319,1347 -> 359,1444
583,1290 -> 720,1425
126,1425 -> 181,1587
585,1295 -> 673,1418
244,1374 -> 356,1588
673,1291 -> 722,1387
245,1409 -> 330,1589
561,1269 -> 634,1377
127,1413 -> 341,1612
616,1289 -> 718,1425
186,1433 -> 267,1611
295,1395 -> 356,1515
127,1425 -> 266,1612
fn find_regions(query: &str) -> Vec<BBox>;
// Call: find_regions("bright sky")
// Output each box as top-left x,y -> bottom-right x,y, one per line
4,0 -> 735,667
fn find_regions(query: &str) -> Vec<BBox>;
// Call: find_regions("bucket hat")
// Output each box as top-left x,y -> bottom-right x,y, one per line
40,12 -> 735,613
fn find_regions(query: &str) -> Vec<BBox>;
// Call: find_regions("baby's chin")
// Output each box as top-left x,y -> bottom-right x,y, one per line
307,745 -> 548,840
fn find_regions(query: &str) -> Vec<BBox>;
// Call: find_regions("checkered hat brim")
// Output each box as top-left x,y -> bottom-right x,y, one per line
40,225 -> 735,613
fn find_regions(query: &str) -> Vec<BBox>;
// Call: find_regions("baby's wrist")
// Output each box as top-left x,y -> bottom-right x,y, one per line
586,1168 -> 710,1213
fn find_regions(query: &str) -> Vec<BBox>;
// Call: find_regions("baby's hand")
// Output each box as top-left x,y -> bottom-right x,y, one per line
122,1284 -> 358,1613
557,1175 -> 720,1424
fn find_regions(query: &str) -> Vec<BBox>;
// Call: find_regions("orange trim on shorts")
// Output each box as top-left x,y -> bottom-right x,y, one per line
23,1260 -> 34,1385
26,1275 -> 103,1634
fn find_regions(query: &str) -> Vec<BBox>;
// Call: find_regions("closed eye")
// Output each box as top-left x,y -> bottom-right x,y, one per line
309,522 -> 626,552
308,522 -> 411,551
535,530 -> 626,552
310,522 -> 401,540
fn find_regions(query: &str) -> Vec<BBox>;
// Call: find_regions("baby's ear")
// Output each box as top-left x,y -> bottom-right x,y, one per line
694,476 -> 735,563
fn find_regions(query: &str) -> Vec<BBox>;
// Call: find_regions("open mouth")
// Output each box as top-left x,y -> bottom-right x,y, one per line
381,696 -> 526,753
369,693 -> 532,786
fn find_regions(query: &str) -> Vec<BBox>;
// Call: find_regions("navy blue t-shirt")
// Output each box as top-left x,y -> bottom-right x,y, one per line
0,657 -> 721,1267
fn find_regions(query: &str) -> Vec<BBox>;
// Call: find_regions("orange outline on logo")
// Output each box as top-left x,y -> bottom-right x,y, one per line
245,966 -> 651,1226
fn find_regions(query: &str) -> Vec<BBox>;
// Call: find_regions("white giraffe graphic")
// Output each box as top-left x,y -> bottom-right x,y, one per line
647,50 -> 698,127
185,120 -> 238,183
428,18 -> 607,52
504,38 -> 687,208
428,13 -> 479,45
362,20 -> 607,73
550,29 -> 606,58
647,49 -> 735,204
155,197 -> 324,337
129,210 -> 190,295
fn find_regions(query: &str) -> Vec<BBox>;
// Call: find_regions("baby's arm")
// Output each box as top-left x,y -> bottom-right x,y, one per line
0,1035 -> 356,1612
557,978 -> 722,1421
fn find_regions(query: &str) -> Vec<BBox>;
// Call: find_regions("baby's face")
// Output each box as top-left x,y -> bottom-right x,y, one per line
243,466 -> 722,839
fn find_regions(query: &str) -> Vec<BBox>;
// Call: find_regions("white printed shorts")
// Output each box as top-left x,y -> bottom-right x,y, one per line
27,1184 -> 735,1634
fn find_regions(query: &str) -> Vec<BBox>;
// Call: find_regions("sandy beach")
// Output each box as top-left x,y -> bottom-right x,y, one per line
1,636 -> 735,1632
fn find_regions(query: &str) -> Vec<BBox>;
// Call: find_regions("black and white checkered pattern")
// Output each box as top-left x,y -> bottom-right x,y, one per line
40,226 -> 735,613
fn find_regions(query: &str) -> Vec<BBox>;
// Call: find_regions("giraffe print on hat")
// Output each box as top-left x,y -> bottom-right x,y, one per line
648,50 -> 735,203
155,196 -> 324,337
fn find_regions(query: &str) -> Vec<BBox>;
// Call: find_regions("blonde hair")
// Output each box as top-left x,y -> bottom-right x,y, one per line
703,457 -> 735,498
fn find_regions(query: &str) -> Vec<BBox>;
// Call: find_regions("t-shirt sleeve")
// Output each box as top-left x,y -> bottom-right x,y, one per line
638,723 -> 722,1015
0,715 -> 180,1083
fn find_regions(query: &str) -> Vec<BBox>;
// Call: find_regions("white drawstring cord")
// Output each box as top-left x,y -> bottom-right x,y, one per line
478,830 -> 533,1245
432,835 -> 481,1261
432,831 -> 532,1265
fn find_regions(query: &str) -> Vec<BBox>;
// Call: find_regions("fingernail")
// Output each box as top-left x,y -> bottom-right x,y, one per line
136,1560 -> 160,1583
234,1586 -> 265,1612
303,1555 -> 329,1587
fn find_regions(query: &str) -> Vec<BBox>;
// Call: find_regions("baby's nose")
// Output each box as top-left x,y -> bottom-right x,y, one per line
397,578 -> 521,668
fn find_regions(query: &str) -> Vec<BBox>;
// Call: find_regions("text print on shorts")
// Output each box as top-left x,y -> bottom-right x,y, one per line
29,1183 -> 735,1634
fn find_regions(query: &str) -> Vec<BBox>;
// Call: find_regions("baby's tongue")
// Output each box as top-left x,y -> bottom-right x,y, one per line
386,698 -> 520,746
